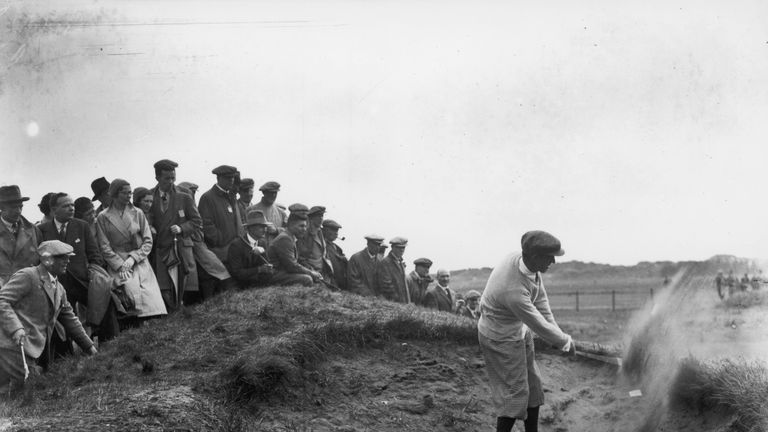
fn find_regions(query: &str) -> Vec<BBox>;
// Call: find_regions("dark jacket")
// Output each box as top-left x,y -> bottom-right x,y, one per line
297,227 -> 330,273
407,270 -> 432,306
326,241 -> 348,290
375,253 -> 409,303
268,231 -> 314,276
39,218 -> 103,289
198,185 -> 244,261
423,285 -> 456,312
0,215 -> 42,286
149,186 -> 200,273
347,249 -> 378,296
227,236 -> 272,287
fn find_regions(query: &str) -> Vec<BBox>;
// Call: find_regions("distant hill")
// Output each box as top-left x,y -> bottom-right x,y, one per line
450,255 -> 763,295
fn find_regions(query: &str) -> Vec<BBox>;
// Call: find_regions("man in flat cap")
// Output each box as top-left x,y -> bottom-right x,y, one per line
90,177 -> 111,215
0,186 -> 42,288
0,240 -> 97,393
423,269 -> 456,312
198,165 -> 244,260
321,219 -> 347,290
375,237 -> 411,303
297,206 -> 332,280
457,290 -> 482,320
248,181 -> 288,240
237,178 -> 255,217
227,209 -> 274,288
177,182 -> 199,202
407,258 -> 434,306
267,212 -> 322,287
149,159 -> 203,310
347,235 -> 384,296
287,203 -> 309,219
478,230 -> 575,432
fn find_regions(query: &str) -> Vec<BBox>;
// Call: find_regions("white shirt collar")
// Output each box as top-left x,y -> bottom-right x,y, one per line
54,218 -> 67,230
246,233 -> 259,247
215,184 -> 229,194
1,216 -> 14,230
47,271 -> 58,284
519,258 -> 539,283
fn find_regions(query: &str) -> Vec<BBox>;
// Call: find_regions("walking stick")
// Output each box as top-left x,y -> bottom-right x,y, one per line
20,341 -> 29,381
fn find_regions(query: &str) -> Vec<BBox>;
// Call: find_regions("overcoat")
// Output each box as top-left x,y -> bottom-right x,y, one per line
0,264 -> 93,360
39,218 -> 103,300
375,253 -> 410,303
198,185 -> 244,262
227,236 -> 272,287
326,241 -> 348,290
0,215 -> 41,286
406,270 -> 431,306
346,249 -> 378,296
423,284 -> 456,312
95,205 -> 167,318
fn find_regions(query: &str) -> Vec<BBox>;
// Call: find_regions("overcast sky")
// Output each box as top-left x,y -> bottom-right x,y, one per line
1,0 -> 767,270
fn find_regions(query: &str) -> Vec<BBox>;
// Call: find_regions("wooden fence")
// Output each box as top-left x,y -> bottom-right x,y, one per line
547,288 -> 656,311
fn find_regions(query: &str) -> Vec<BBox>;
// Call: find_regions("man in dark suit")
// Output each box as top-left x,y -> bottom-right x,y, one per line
198,165 -> 244,261
375,237 -> 410,303
268,213 -> 321,287
0,241 -> 97,393
227,209 -> 274,288
347,234 -> 384,297
297,206 -> 332,279
423,269 -> 457,312
321,219 -> 347,290
0,185 -> 42,287
149,159 -> 203,311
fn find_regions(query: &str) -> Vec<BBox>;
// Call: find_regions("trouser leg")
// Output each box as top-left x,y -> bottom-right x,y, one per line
524,406 -> 539,432
496,416 -> 516,432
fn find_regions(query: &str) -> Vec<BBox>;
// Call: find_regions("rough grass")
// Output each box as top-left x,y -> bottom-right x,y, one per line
722,290 -> 768,309
0,285 -> 478,431
670,357 -> 768,432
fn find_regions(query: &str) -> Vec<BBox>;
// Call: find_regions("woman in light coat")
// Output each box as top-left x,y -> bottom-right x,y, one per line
96,179 -> 167,320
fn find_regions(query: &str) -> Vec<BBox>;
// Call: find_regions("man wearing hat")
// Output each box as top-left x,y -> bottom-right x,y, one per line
176,182 -> 199,201
347,235 -> 384,296
375,237 -> 410,303
407,258 -> 434,306
149,159 -> 203,310
248,181 -> 288,239
321,219 -> 347,290
0,240 -> 97,392
267,212 -> 322,287
198,165 -> 244,261
0,185 -> 42,287
236,178 -> 255,217
297,206 -> 332,279
90,177 -> 111,214
227,209 -> 274,288
423,269 -> 456,312
478,231 -> 575,432
457,290 -> 482,320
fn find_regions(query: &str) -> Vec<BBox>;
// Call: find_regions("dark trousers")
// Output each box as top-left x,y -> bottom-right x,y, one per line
497,407 -> 540,432
186,266 -> 236,305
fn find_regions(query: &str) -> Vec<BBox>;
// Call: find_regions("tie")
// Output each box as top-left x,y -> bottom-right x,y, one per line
59,222 -> 66,240
161,193 -> 168,212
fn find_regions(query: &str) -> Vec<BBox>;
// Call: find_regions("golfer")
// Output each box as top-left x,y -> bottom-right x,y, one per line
478,230 -> 575,432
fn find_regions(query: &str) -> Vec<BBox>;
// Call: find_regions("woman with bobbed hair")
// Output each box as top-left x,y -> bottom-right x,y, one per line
95,179 -> 167,322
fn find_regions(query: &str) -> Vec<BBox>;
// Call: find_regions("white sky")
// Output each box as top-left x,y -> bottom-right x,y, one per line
1,0 -> 767,270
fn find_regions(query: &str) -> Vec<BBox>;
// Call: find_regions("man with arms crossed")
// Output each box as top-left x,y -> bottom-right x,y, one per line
478,230 -> 575,432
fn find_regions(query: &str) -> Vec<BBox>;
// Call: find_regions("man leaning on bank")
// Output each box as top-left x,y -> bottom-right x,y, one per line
478,230 -> 575,432
0,241 -> 97,393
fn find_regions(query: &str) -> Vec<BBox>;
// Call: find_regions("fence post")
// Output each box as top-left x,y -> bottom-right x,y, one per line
576,291 -> 579,312
612,290 -> 615,311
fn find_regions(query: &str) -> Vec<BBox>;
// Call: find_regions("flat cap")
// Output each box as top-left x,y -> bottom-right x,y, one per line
177,181 -> 198,192
379,242 -> 389,250
288,203 -> 309,214
239,178 -> 255,189
38,240 -> 75,257
521,230 -> 564,256
413,258 -> 433,267
322,219 -> 342,230
308,205 -> 326,216
153,159 -> 178,171
211,165 -> 238,176
465,290 -> 482,300
259,181 -> 281,192
389,236 -> 408,247
364,234 -> 385,243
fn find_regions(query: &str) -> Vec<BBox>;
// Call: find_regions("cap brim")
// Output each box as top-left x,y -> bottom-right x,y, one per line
552,249 -> 565,256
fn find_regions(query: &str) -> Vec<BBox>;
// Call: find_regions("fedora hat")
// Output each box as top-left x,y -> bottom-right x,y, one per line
0,185 -> 30,204
90,177 -> 110,200
243,209 -> 272,227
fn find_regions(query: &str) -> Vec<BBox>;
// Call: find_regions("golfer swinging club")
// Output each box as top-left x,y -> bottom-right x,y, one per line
478,230 -> 575,432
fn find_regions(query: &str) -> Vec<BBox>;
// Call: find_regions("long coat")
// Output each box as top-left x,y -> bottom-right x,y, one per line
346,249 -> 378,296
375,253 -> 410,303
423,284 -> 456,312
268,231 -> 314,276
297,227 -> 331,273
0,215 -> 41,287
149,186 -> 200,304
407,270 -> 431,306
39,218 -> 103,297
198,185 -> 244,262
326,241 -> 348,290
227,236 -> 272,287
0,264 -> 93,360
95,205 -> 167,318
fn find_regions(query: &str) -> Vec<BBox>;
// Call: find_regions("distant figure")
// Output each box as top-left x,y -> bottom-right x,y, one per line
725,270 -> 737,297
267,212 -> 322,286
227,209 -> 274,288
751,273 -> 761,291
407,258 -> 434,306
457,289 -> 482,320
249,181 -> 288,240
297,206 -> 332,280
0,241 -> 97,393
347,234 -> 384,296
375,237 -> 410,303
0,185 -> 42,287
35,192 -> 54,226
478,230 -> 575,432
740,274 -> 750,292
715,271 -> 725,300
237,178 -> 255,216
423,269 -> 456,312
322,219 -> 348,290
90,177 -> 112,214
